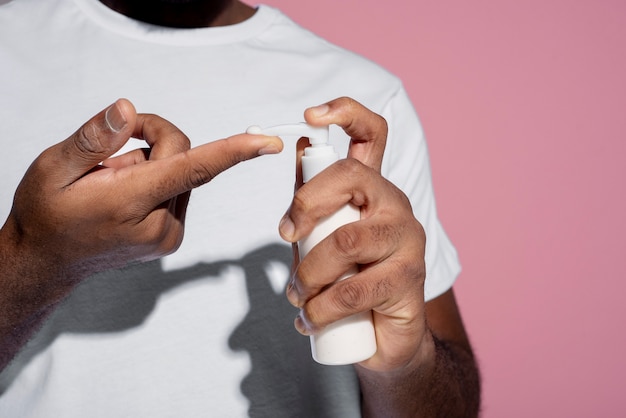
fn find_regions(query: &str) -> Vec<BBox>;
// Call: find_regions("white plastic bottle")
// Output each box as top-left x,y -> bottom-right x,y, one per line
247,123 -> 377,365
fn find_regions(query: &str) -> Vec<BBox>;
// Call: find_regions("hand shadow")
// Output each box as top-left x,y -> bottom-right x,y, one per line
229,244 -> 360,418
0,243 -> 360,417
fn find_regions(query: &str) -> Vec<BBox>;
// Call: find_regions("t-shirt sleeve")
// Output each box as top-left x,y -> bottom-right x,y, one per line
379,86 -> 461,302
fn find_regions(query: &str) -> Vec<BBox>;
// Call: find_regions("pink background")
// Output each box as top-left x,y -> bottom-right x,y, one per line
257,1 -> 626,416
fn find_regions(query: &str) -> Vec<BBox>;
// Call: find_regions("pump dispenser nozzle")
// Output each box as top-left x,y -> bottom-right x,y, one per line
247,123 -> 339,182
247,121 -> 377,365
246,123 -> 328,145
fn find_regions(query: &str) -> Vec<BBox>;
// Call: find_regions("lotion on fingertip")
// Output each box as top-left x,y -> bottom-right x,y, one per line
246,122 -> 377,365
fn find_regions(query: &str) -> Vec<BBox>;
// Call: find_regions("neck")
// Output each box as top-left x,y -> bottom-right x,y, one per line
98,0 -> 256,28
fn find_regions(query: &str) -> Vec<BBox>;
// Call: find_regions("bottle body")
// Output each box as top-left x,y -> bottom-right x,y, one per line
246,122 -> 377,365
299,145 -> 377,365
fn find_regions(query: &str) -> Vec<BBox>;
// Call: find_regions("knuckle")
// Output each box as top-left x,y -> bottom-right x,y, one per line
220,136 -> 245,162
330,96 -> 354,111
170,132 -> 191,153
291,187 -> 314,213
300,304 -> 323,332
341,96 -> 358,112
160,233 -> 184,256
143,222 -> 168,247
187,164 -> 215,189
396,187 -> 414,209
401,257 -> 425,284
181,152 -> 216,189
390,254 -> 425,286
25,154 -> 49,179
142,221 -> 182,255
74,124 -> 107,157
414,221 -> 426,243
293,263 -> 313,292
336,157 -> 364,176
404,216 -> 426,247
335,280 -> 369,312
378,114 -> 389,136
332,226 -> 361,259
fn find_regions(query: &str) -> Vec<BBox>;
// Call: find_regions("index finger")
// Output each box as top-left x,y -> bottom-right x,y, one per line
124,133 -> 283,207
303,97 -> 387,172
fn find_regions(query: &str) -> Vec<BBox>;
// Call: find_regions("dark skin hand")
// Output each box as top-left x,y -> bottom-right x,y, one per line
0,99 -> 282,370
280,98 -> 480,416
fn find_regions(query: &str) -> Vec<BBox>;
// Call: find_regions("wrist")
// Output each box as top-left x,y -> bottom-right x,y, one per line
0,220 -> 79,328
355,328 -> 437,383
355,331 -> 437,418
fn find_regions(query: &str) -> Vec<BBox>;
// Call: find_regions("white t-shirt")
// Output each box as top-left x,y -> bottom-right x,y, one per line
0,0 -> 461,416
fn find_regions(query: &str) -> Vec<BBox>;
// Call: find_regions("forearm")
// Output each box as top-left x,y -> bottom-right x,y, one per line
356,332 -> 481,418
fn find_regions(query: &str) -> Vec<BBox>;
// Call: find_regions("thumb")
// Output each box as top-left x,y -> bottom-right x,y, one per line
57,99 -> 137,183
304,97 -> 387,172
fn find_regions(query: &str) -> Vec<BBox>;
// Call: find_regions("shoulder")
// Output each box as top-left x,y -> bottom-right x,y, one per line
258,6 -> 403,109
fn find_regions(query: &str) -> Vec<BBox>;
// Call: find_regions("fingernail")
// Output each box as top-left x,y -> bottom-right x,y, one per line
295,313 -> 310,336
286,276 -> 301,307
309,104 -> 329,117
279,215 -> 295,241
258,143 -> 281,155
105,102 -> 127,133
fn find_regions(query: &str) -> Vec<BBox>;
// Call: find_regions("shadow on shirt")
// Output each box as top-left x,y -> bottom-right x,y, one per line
0,243 -> 360,417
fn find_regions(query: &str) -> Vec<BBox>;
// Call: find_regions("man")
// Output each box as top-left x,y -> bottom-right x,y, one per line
0,0 -> 480,416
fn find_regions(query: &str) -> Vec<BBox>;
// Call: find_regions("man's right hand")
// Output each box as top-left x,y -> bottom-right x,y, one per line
0,98 -> 282,368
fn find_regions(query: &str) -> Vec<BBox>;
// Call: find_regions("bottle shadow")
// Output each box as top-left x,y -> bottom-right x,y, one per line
0,243 -> 359,416
228,244 -> 359,417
